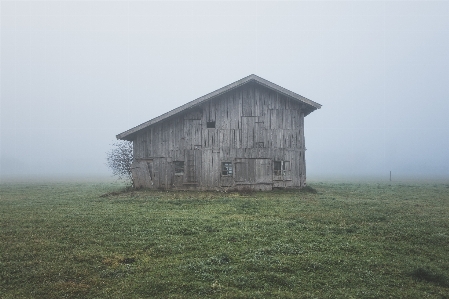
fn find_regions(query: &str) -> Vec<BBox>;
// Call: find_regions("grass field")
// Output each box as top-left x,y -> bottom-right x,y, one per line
1,181 -> 448,298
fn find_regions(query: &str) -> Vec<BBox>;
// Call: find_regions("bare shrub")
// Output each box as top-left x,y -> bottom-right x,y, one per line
106,141 -> 133,187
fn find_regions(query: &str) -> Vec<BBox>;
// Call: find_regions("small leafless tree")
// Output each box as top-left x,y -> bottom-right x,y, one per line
106,141 -> 133,186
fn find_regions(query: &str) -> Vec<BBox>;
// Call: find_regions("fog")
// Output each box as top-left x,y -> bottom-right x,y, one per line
1,1 -> 448,181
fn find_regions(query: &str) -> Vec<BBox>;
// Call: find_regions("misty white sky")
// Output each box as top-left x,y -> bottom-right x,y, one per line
1,1 -> 448,180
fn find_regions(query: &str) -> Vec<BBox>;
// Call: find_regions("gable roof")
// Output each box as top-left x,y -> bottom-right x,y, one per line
117,74 -> 321,140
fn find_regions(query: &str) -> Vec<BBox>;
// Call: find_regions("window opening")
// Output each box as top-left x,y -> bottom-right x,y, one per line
174,161 -> 184,175
274,161 -> 286,176
222,162 -> 233,176
207,121 -> 216,128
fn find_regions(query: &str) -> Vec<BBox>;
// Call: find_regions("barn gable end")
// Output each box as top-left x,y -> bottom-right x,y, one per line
116,75 -> 321,190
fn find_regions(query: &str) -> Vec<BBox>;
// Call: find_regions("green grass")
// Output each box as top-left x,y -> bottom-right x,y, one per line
1,181 -> 448,298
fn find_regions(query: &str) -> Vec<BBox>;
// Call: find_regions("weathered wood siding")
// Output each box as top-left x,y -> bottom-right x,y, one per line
132,83 -> 308,190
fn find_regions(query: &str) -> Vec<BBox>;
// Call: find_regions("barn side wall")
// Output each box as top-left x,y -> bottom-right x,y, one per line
132,83 -> 307,190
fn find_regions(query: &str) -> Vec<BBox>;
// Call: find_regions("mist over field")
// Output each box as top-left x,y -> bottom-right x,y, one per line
1,1 -> 448,181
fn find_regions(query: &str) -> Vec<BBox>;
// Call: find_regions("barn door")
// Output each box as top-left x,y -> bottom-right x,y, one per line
256,159 -> 272,183
234,158 -> 251,183
241,117 -> 257,148
131,159 -> 153,188
242,116 -> 265,148
185,149 -> 201,184
234,158 -> 272,185
184,119 -> 202,150
152,158 -> 171,189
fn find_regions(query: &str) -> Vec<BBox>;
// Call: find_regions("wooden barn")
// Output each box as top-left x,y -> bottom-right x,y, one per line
116,74 -> 321,190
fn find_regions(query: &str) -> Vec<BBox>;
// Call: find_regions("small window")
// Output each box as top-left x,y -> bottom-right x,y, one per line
274,161 -> 285,176
222,162 -> 233,176
207,121 -> 216,128
174,161 -> 184,175
256,142 -> 264,148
